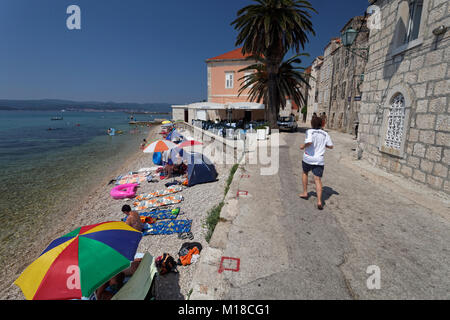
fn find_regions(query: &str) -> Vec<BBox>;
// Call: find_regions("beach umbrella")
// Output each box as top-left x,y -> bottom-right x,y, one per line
177,140 -> 203,148
14,221 -> 142,300
143,140 -> 177,153
161,120 -> 172,124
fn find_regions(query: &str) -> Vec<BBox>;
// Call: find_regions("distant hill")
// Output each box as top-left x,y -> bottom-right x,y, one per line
0,99 -> 172,113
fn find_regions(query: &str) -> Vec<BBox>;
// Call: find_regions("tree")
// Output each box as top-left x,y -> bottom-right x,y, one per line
231,0 -> 316,128
238,54 -> 310,121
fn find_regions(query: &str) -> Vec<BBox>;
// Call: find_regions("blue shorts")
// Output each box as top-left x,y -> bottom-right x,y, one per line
302,161 -> 324,178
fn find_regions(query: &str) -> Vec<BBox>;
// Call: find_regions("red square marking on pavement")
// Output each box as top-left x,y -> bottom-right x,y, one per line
236,190 -> 248,197
218,257 -> 240,274
240,174 -> 250,178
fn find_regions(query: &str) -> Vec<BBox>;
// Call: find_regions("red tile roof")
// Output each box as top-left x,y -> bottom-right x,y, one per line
206,47 -> 253,61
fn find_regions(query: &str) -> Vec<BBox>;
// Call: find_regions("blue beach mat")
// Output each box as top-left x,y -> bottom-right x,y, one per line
142,219 -> 192,236
121,208 -> 180,222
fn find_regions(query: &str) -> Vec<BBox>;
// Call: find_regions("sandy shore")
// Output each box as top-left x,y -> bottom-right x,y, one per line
1,124 -> 228,300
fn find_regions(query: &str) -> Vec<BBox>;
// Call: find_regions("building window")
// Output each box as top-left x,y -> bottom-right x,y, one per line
341,82 -> 346,99
225,72 -> 234,89
384,93 -> 406,150
405,0 -> 423,44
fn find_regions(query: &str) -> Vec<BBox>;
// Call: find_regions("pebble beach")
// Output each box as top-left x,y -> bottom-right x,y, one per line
0,124 -> 229,300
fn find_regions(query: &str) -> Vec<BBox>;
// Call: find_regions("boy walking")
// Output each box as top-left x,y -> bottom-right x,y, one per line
299,116 -> 334,210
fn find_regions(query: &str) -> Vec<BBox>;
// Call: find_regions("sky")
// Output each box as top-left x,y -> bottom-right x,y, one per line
0,0 -> 370,105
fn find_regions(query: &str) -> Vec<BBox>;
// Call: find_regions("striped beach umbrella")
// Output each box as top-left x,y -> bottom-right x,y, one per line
177,140 -> 203,148
14,221 -> 142,300
143,140 -> 177,153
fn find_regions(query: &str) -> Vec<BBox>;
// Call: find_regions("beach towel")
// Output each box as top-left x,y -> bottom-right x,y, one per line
115,172 -> 150,185
132,194 -> 183,211
142,219 -> 192,236
121,208 -> 180,222
134,185 -> 183,201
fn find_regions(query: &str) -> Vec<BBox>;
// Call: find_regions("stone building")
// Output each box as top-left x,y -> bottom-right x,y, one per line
317,38 -> 341,120
358,0 -> 449,193
305,56 -> 323,123
328,16 -> 370,133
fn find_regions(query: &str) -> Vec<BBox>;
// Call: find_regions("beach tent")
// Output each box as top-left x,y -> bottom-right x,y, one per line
166,129 -> 183,142
170,147 -> 184,165
184,152 -> 218,187
111,252 -> 158,300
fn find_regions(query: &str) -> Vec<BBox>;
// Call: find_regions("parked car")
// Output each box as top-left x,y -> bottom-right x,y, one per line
277,115 -> 298,132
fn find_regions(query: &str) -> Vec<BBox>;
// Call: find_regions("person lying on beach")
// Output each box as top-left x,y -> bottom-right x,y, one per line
95,271 -> 125,300
95,258 -> 142,300
122,204 -> 144,232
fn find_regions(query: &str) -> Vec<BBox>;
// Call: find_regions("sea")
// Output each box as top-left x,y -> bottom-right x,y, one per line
0,110 -> 166,268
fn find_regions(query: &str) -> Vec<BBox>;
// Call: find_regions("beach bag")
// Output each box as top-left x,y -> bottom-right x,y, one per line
177,242 -> 203,266
155,253 -> 177,275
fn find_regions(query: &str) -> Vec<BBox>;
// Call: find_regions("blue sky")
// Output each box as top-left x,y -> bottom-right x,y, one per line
0,0 -> 369,104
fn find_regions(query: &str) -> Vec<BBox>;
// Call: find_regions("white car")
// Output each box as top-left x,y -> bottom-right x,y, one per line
277,116 -> 298,132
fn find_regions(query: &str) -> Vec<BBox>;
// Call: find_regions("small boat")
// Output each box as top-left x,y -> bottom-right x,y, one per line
51,116 -> 63,120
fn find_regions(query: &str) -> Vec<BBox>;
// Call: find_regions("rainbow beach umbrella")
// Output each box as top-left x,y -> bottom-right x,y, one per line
14,221 -> 142,300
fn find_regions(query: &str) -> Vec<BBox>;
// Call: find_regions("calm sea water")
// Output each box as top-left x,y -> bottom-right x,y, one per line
0,110 -> 165,266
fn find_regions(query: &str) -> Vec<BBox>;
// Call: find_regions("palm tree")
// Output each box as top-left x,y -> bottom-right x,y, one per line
231,0 -> 316,128
238,54 -> 311,120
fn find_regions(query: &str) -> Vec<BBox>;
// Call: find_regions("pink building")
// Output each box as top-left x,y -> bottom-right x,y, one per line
172,48 -> 265,123
206,47 -> 255,104
172,47 -> 302,123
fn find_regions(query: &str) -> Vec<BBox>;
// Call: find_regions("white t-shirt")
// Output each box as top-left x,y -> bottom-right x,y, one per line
302,129 -> 333,166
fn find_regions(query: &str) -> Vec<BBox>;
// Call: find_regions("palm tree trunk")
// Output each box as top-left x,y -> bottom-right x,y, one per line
266,61 -> 280,129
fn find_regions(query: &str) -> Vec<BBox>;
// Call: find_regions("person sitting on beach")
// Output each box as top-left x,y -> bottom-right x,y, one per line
140,139 -> 147,150
122,204 -> 144,232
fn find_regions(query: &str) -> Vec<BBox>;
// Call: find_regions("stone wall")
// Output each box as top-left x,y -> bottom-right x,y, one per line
328,16 -> 369,133
358,0 -> 449,193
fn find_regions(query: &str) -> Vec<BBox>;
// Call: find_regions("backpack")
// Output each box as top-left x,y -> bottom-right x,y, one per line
155,253 -> 177,275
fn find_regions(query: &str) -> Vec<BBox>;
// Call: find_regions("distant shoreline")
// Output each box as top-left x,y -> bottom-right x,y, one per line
0,108 -> 171,114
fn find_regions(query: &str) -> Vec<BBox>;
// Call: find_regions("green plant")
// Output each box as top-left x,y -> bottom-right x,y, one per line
224,164 -> 239,196
187,288 -> 193,300
301,106 -> 307,114
205,201 -> 224,243
205,164 -> 240,243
